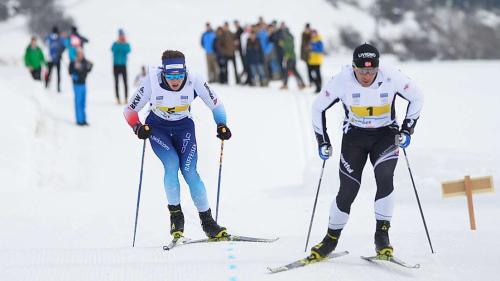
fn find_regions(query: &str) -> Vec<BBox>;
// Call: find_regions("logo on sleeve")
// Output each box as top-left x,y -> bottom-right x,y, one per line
204,82 -> 217,105
156,96 -> 163,100
130,94 -> 142,109
404,83 -> 410,91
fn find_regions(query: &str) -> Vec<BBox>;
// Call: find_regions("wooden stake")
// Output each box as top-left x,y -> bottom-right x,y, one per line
464,175 -> 477,230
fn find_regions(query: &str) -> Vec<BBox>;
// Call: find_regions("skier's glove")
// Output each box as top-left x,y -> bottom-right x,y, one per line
399,131 -> 411,148
318,143 -> 332,160
216,124 -> 232,140
134,124 -> 152,139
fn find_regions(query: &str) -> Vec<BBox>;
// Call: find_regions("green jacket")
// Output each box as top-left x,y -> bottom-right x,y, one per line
282,33 -> 296,61
24,45 -> 46,69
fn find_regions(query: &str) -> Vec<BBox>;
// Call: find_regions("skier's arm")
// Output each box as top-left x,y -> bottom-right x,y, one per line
393,70 -> 424,135
193,74 -> 227,125
124,74 -> 152,130
312,77 -> 341,145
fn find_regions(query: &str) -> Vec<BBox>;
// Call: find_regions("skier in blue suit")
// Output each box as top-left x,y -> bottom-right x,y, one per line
124,50 -> 232,240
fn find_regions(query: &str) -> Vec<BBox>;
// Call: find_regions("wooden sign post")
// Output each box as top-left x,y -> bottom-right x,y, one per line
441,176 -> 494,230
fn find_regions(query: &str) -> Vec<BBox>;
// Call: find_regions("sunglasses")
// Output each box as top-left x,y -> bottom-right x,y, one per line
353,66 -> 378,75
164,73 -> 186,80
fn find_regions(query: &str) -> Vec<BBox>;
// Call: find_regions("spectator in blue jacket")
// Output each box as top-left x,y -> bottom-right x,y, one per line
44,26 -> 66,92
69,48 -> 93,126
201,22 -> 218,83
111,28 -> 131,104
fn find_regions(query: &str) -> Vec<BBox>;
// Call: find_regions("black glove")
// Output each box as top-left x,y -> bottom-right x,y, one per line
216,124 -> 232,140
134,124 -> 152,139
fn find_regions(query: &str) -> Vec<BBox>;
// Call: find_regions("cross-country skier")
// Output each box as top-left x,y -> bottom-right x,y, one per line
309,43 -> 423,260
123,50 -> 232,240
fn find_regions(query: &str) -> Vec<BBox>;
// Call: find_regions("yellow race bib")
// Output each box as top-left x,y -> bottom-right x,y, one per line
350,104 -> 390,117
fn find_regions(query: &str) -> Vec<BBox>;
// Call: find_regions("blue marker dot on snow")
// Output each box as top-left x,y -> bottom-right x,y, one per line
228,255 -> 236,259
228,277 -> 237,281
229,264 -> 237,270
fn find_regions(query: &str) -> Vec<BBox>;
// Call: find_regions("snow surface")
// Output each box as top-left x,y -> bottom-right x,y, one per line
1,0 -> 500,280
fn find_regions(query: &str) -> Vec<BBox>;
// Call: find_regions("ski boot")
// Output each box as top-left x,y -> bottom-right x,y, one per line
374,220 -> 393,258
168,204 -> 184,239
309,228 -> 341,261
199,209 -> 228,239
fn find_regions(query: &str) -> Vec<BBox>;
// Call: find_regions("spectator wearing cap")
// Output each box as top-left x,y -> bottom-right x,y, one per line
308,29 -> 324,93
111,28 -> 131,104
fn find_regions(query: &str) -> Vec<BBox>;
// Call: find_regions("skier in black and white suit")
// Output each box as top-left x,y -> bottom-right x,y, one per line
308,43 -> 423,260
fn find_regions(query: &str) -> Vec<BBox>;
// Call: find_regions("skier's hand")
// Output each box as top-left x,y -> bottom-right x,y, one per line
318,143 -> 332,160
134,124 -> 152,139
399,131 -> 411,148
216,124 -> 232,140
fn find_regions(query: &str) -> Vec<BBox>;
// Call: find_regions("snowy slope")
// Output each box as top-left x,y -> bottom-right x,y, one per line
1,0 -> 500,280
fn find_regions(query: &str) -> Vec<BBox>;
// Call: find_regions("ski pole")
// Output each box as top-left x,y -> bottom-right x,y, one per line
304,160 -> 327,252
403,148 -> 435,254
132,139 -> 147,247
215,140 -> 224,222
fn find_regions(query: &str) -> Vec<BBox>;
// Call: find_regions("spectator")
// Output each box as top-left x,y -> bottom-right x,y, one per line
69,48 -> 93,126
44,26 -> 66,92
259,24 -> 280,80
111,28 -> 131,104
300,23 -> 313,86
246,29 -> 267,86
233,20 -> 247,80
270,22 -> 286,77
308,29 -> 324,93
214,27 -> 228,84
281,28 -> 305,90
24,36 -> 46,81
239,25 -> 252,84
219,22 -> 240,84
66,26 -> 89,62
201,22 -> 218,83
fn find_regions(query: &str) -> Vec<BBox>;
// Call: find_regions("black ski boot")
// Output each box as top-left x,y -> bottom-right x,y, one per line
375,220 -> 393,257
168,204 -> 184,239
309,228 -> 341,260
199,209 -> 228,239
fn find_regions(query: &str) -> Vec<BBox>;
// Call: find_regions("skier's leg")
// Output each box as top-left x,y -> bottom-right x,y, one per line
369,130 -> 399,255
329,130 -> 369,230
148,125 -> 181,207
173,118 -> 227,238
311,129 -> 369,258
173,119 -> 209,212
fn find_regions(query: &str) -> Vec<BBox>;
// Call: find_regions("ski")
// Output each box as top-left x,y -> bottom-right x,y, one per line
267,250 -> 350,273
163,237 -> 191,251
361,254 -> 420,269
163,235 -> 278,250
